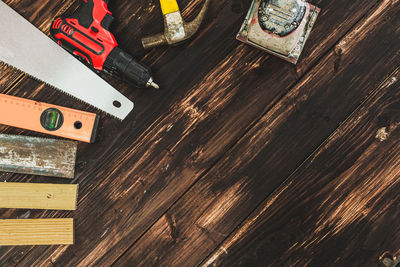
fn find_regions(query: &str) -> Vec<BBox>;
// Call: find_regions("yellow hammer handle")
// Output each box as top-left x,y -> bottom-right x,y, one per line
160,0 -> 180,14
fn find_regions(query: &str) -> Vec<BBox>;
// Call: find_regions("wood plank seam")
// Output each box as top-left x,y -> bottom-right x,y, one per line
0,0 -> 82,261
201,64 -> 400,266
201,65 -> 400,265
110,2 -> 387,264
111,0 -> 400,265
2,0 -> 390,264
1,73 -> 24,95
198,9 -> 400,264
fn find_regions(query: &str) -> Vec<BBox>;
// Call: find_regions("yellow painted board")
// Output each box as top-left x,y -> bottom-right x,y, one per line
0,182 -> 78,210
0,219 -> 73,245
160,0 -> 179,14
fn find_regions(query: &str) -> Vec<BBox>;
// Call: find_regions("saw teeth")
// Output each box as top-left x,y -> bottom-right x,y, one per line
0,60 -> 123,120
0,1 -> 133,120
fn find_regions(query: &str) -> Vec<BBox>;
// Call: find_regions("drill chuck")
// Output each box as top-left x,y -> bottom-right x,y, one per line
104,47 -> 158,89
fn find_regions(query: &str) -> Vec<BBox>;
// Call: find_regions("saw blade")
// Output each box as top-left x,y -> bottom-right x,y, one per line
0,1 -> 134,120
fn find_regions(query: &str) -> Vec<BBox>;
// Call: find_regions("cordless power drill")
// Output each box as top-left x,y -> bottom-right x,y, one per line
50,0 -> 159,89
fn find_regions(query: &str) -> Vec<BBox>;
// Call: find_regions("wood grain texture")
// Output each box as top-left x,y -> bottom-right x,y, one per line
0,134 -> 77,178
0,0 -> 79,263
0,183 -> 78,210
0,0 -> 396,266
0,219 -> 73,246
203,67 -> 400,267
114,0 -> 400,266
3,0 -> 373,265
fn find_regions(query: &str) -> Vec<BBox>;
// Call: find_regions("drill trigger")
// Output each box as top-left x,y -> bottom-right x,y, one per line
101,13 -> 114,31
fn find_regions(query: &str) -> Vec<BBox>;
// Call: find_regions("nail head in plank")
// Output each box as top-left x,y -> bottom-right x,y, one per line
0,182 -> 78,210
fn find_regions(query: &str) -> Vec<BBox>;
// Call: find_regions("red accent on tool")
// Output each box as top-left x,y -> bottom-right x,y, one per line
50,0 -> 158,89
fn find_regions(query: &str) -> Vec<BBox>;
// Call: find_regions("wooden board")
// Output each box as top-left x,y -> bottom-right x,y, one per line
0,0 -> 79,263
113,0 -> 400,266
203,67 -> 400,267
0,134 -> 77,178
0,183 -> 78,210
19,0 -> 388,264
0,219 -> 73,246
0,0 -> 398,266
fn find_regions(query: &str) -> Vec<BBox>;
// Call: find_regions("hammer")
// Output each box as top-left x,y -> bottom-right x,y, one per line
142,0 -> 210,49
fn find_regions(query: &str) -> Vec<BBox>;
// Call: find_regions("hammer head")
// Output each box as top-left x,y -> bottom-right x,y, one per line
142,0 -> 210,49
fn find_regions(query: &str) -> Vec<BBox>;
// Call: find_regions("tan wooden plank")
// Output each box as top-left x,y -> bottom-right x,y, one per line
0,219 -> 73,246
3,0 -> 393,265
0,183 -> 78,210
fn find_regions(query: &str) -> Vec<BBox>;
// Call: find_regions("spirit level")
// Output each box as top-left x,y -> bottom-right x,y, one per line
0,94 -> 99,143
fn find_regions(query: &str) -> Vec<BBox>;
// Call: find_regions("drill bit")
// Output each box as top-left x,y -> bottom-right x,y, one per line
147,78 -> 160,89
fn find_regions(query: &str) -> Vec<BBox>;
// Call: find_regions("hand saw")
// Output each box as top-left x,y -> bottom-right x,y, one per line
0,1 -> 134,120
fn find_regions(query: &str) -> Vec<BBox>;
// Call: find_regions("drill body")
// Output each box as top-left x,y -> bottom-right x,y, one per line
50,0 -> 157,88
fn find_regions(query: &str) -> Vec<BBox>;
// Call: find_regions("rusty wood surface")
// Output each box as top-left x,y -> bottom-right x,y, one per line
0,134 -> 77,178
114,0 -> 400,266
0,0 -> 397,266
203,66 -> 400,267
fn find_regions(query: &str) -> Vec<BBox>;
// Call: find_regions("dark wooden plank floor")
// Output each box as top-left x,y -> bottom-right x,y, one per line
0,0 -> 399,266
203,67 -> 400,267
